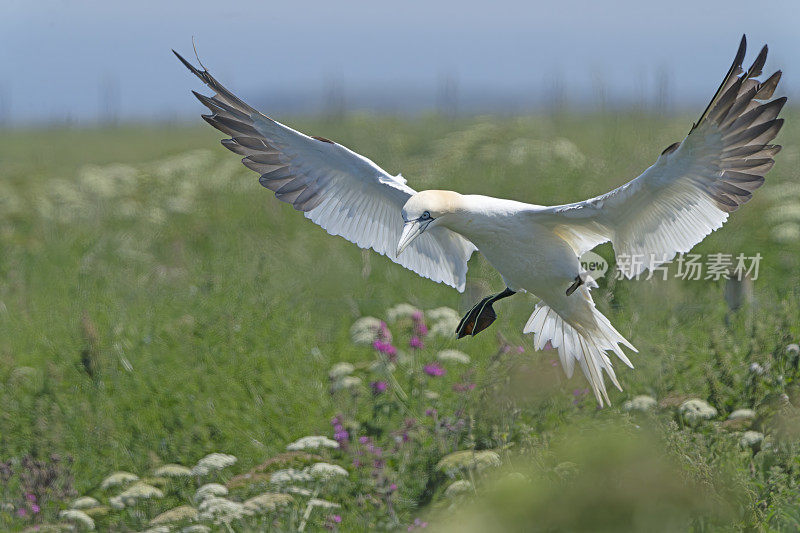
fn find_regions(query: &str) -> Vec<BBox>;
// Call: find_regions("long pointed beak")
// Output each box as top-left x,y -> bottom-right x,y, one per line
396,220 -> 428,256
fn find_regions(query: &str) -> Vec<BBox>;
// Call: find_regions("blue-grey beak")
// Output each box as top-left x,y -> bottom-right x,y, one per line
396,219 -> 431,256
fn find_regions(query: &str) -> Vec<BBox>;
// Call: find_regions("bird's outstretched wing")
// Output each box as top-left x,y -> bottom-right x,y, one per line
174,51 -> 476,291
542,35 -> 785,278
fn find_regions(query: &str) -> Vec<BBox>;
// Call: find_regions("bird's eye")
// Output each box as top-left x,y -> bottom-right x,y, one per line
421,211 -> 431,220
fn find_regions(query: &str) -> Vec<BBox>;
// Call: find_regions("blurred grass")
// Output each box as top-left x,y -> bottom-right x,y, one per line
1,111 -> 800,529
438,421 -> 733,532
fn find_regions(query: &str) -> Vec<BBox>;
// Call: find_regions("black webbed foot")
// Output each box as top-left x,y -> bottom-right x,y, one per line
566,275 -> 583,296
456,287 -> 516,339
456,298 -> 498,338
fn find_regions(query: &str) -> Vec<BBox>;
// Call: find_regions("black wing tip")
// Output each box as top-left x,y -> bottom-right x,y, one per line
747,44 -> 769,78
173,49 -> 196,72
173,49 -> 209,83
191,89 -> 210,104
735,34 -> 747,65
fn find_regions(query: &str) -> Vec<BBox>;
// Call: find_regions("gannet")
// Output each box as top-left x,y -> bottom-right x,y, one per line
175,35 -> 784,405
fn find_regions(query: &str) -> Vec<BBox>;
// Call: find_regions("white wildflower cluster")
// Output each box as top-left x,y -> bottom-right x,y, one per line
767,191 -> 800,243
118,482 -> 164,506
444,479 -> 473,498
195,483 -> 228,502
286,435 -> 339,451
740,431 -> 765,450
79,163 -> 138,198
349,316 -> 383,344
771,222 -> 800,243
150,150 -> 215,180
270,468 -> 312,484
150,505 -> 199,525
308,498 -> 341,509
329,362 -> 364,391
424,390 -> 440,400
679,399 -> 718,426
197,496 -> 253,524
506,137 -> 586,169
59,509 -> 96,530
436,450 -> 501,477
180,526 -> 211,533
100,471 -> 139,490
427,122 -> 501,172
243,492 -> 294,513
386,303 -> 421,322
437,349 -> 471,364
307,462 -> 349,480
191,453 -> 237,476
70,496 -> 100,509
19,148 -> 247,231
109,496 -> 125,510
331,375 -> 362,392
153,464 -> 193,478
329,362 -> 355,379
426,307 -> 461,338
13,441 -> 334,530
142,526 -> 170,533
270,462 -> 349,486
369,359 -> 395,374
426,307 -> 460,323
728,409 -> 756,421
622,395 -> 657,412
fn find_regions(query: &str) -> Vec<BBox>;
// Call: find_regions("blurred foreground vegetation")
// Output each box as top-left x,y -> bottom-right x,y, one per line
1,111 -> 800,531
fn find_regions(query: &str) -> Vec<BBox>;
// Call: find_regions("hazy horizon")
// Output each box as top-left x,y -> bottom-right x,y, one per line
2,0 -> 798,125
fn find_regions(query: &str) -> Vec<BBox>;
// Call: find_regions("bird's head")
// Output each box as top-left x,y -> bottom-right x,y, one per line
397,190 -> 461,256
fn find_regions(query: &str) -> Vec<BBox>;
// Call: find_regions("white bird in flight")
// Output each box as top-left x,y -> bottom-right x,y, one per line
175,35 -> 784,405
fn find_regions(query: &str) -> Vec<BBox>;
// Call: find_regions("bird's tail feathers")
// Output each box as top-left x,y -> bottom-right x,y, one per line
523,291 -> 636,406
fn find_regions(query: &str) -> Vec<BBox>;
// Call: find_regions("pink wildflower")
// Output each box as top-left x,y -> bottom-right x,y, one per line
373,340 -> 398,359
378,321 -> 392,342
423,363 -> 445,377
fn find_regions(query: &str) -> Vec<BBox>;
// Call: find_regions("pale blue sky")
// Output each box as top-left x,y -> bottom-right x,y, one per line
1,0 -> 797,123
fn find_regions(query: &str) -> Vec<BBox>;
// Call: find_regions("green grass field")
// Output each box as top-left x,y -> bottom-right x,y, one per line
1,111 -> 800,531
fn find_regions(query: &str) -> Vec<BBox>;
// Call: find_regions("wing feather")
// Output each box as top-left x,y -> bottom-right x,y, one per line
541,35 -> 785,277
175,50 -> 476,290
